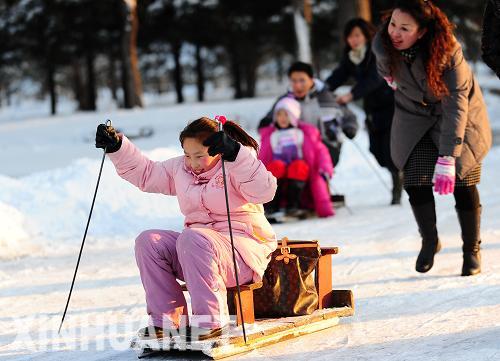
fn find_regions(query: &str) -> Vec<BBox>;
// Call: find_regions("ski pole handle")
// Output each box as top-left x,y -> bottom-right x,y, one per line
214,115 -> 226,131
104,119 -> 113,153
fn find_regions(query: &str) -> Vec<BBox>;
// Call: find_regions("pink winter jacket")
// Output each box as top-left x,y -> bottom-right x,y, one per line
259,122 -> 334,217
108,136 -> 278,279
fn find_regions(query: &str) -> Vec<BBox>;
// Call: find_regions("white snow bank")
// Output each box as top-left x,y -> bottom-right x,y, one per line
0,202 -> 40,260
0,148 -> 184,259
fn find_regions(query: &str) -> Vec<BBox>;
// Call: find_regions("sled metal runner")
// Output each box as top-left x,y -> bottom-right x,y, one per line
130,290 -> 354,359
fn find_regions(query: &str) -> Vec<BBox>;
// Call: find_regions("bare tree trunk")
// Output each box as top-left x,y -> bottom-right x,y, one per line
72,60 -> 85,110
356,0 -> 372,22
6,86 -> 11,107
275,52 -> 284,83
47,62 -> 57,115
120,3 -> 133,108
293,0 -> 313,63
230,51 -> 243,99
243,59 -> 258,98
108,54 -> 118,102
120,0 -> 143,108
172,41 -> 184,104
120,56 -> 132,108
85,49 -> 97,111
128,0 -> 143,107
195,43 -> 205,102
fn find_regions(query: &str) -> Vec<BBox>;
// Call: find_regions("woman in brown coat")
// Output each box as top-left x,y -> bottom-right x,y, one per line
372,0 -> 492,276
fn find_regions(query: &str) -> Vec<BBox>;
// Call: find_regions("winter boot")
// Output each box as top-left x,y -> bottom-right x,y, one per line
456,206 -> 482,276
264,179 -> 283,215
184,325 -> 229,341
285,179 -> 307,217
137,325 -> 165,339
391,171 -> 404,205
411,202 -> 442,273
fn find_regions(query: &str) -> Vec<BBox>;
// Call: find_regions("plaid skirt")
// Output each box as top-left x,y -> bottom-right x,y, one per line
404,133 -> 482,188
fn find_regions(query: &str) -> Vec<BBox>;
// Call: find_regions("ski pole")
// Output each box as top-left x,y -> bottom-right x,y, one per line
58,119 -> 111,334
350,139 -> 392,193
330,183 -> 354,215
215,115 -> 248,344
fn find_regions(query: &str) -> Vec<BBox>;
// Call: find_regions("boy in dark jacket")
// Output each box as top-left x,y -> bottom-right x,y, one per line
259,61 -> 358,167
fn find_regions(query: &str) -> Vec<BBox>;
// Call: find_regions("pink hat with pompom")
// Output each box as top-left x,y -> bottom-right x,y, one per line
273,97 -> 301,127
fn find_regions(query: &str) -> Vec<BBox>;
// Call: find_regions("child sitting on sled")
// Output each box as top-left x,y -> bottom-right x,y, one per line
258,97 -> 334,219
95,117 -> 277,340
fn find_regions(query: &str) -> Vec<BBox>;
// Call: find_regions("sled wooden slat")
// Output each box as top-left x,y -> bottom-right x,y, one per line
131,301 -> 354,360
317,252 -> 334,308
320,247 -> 339,255
209,307 -> 347,348
180,281 -> 263,325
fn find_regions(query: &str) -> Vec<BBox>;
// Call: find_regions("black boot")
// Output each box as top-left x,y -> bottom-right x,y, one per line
411,202 -> 442,273
391,171 -> 404,205
184,325 -> 228,341
137,325 -> 165,339
456,206 -> 482,276
264,179 -> 283,215
285,179 -> 306,217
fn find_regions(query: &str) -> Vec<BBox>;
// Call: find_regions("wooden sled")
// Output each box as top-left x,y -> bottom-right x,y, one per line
130,239 -> 354,359
130,290 -> 353,359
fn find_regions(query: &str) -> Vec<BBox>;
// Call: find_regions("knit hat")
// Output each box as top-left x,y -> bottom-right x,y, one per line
273,97 -> 301,127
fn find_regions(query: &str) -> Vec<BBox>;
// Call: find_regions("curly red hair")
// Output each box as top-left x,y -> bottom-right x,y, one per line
380,0 -> 456,98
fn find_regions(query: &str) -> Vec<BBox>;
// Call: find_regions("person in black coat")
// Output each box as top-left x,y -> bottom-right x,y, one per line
326,18 -> 403,205
482,0 -> 500,78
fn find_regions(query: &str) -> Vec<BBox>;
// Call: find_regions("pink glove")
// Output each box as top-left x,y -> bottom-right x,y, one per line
432,156 -> 455,195
320,170 -> 331,182
383,76 -> 398,90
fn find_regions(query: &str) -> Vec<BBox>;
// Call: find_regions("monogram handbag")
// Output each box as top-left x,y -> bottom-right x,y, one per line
254,237 -> 321,318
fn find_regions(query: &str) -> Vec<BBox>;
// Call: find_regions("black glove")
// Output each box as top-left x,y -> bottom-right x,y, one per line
324,119 -> 340,142
342,126 -> 357,140
95,123 -> 122,153
203,131 -> 241,162
340,105 -> 358,140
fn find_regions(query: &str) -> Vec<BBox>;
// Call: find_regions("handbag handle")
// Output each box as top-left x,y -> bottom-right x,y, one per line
275,237 -> 297,264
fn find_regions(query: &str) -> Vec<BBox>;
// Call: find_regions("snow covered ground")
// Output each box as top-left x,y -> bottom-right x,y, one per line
0,85 -> 499,360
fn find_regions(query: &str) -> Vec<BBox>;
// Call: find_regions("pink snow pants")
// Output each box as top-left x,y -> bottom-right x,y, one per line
135,227 -> 254,330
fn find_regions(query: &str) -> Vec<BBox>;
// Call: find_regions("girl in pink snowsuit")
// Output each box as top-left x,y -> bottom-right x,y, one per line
259,97 -> 335,218
95,118 -> 277,340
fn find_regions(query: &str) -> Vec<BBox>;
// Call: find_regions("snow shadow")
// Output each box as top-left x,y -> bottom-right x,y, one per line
0,302 -> 146,323
337,242 -> 500,264
353,283 -> 500,323
0,275 -> 140,299
235,325 -> 500,361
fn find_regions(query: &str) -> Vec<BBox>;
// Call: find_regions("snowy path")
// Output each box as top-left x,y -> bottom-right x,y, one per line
1,96 -> 500,360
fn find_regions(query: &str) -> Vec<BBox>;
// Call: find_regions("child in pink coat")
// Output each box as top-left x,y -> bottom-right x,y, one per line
259,97 -> 334,218
95,117 -> 277,340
